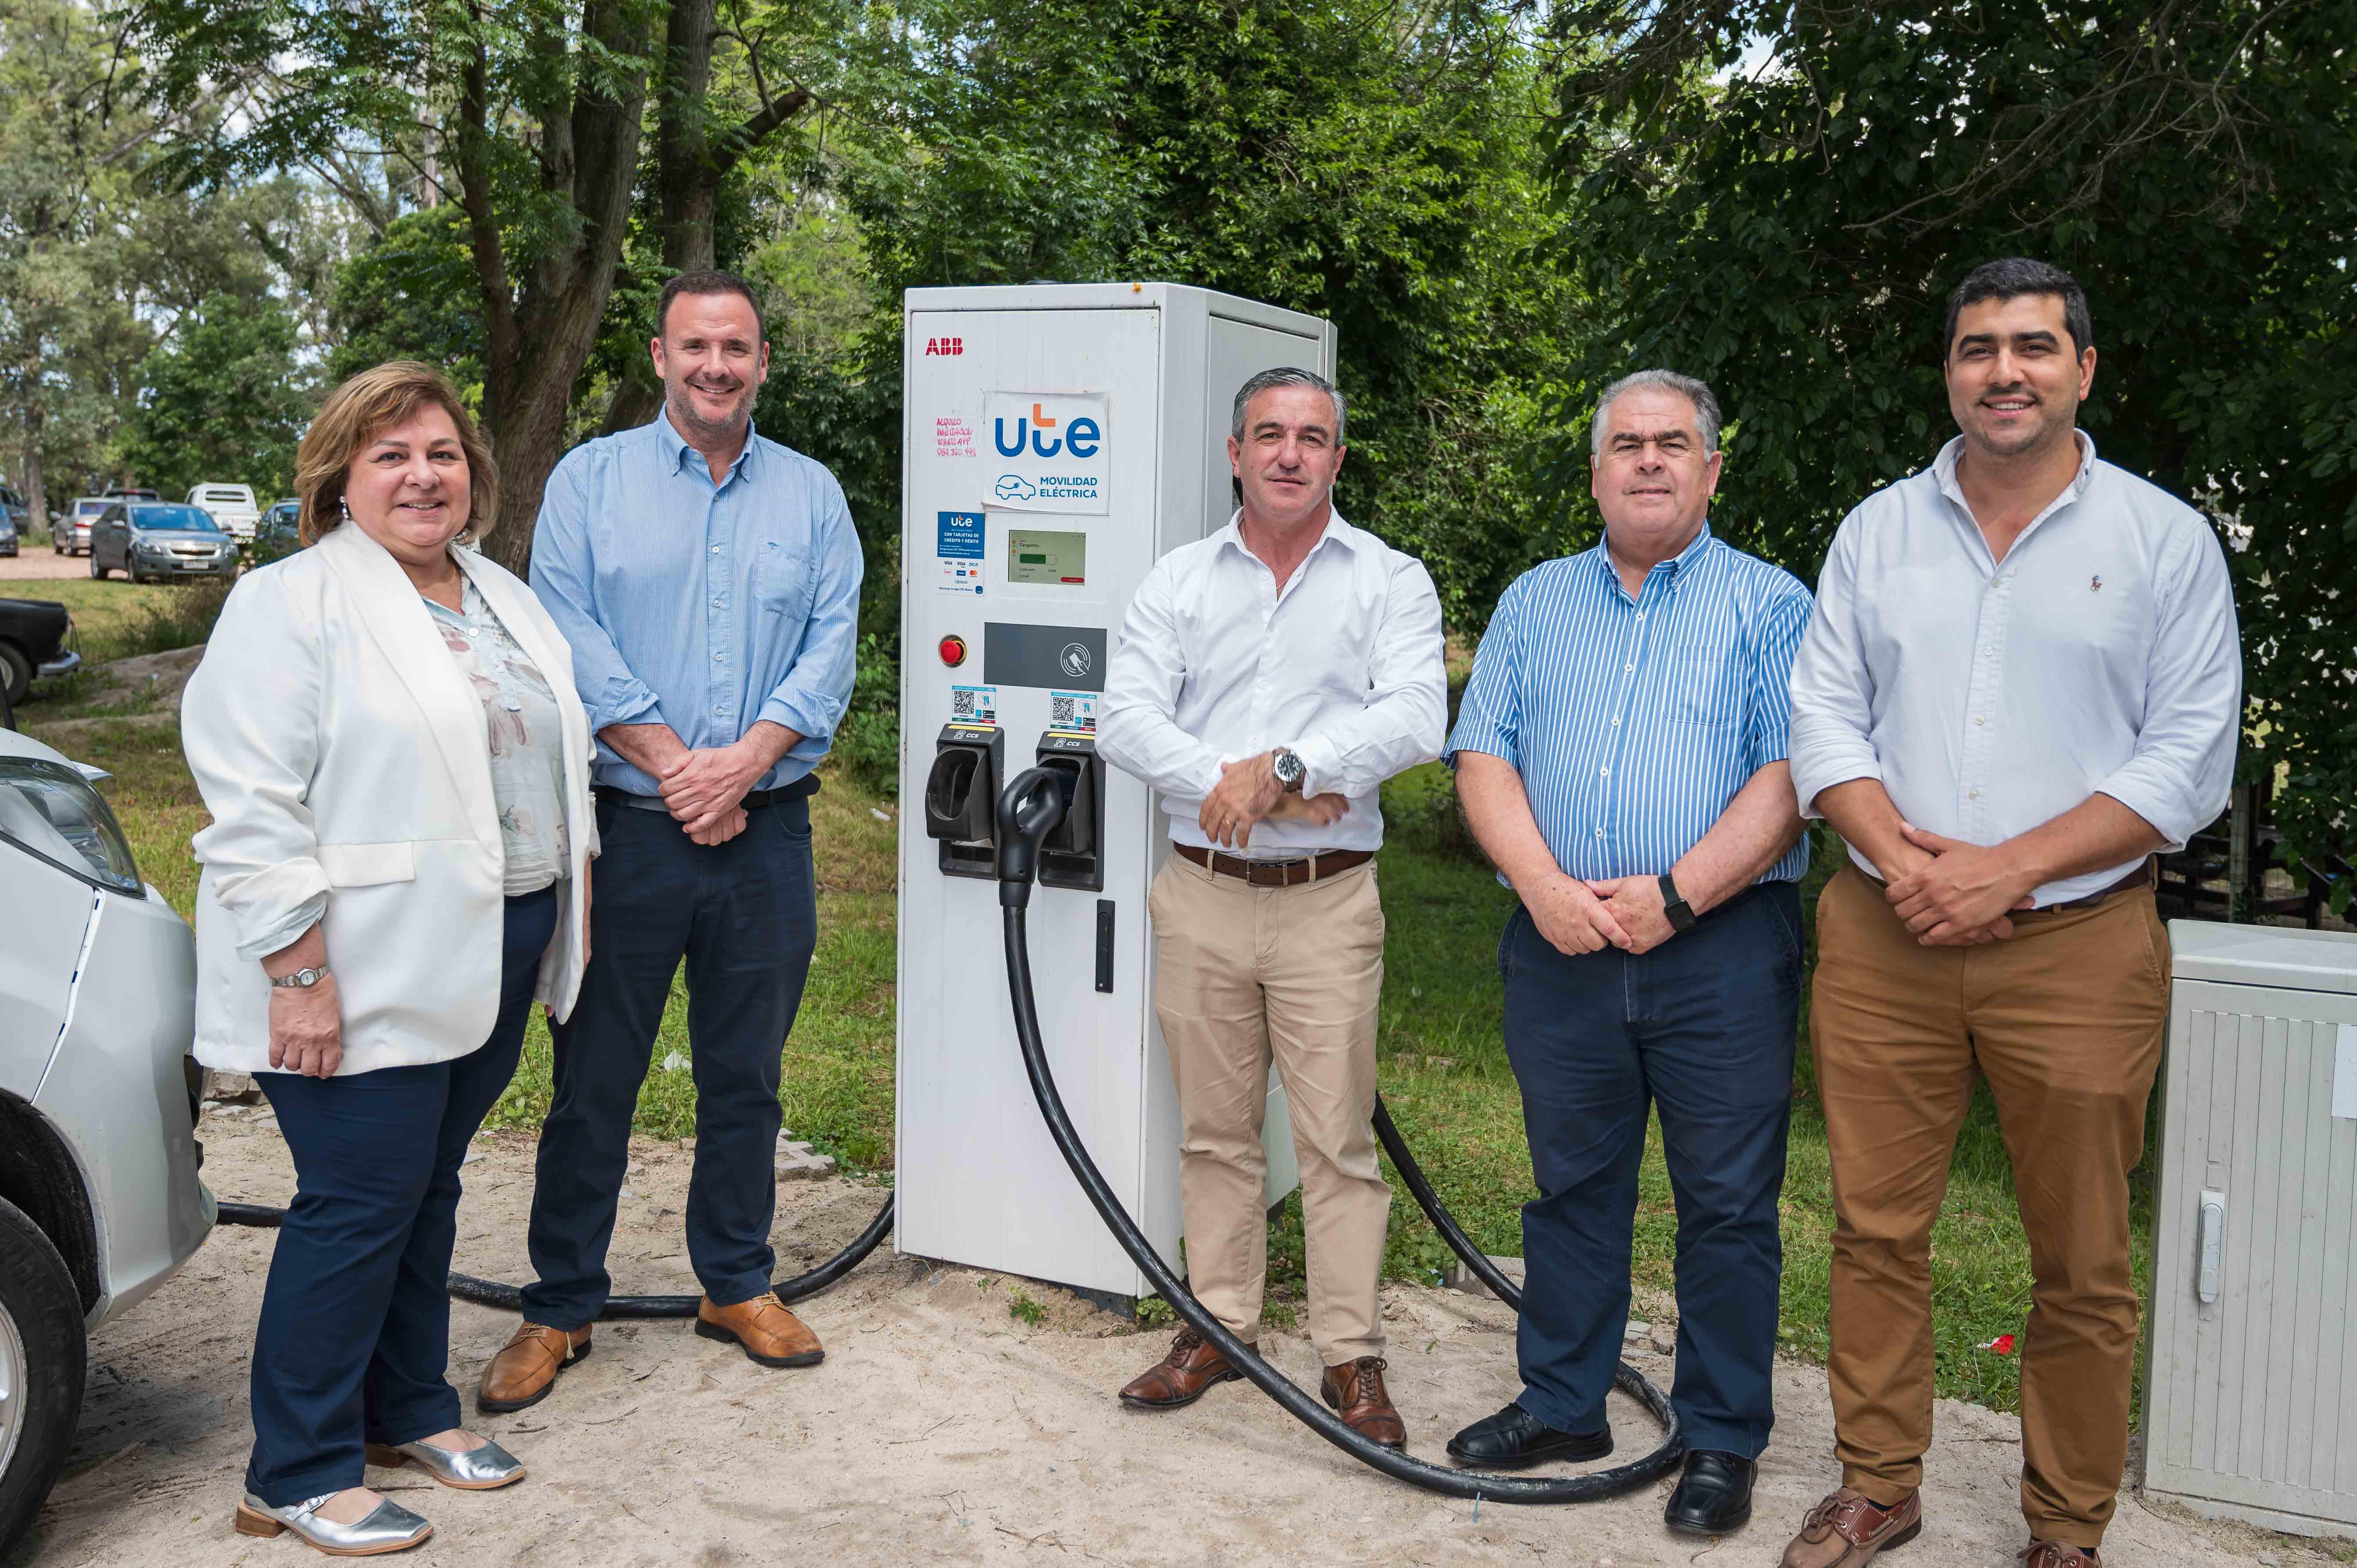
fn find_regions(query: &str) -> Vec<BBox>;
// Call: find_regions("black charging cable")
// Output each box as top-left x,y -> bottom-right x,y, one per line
995,765 -> 1683,1503
214,1191 -> 893,1319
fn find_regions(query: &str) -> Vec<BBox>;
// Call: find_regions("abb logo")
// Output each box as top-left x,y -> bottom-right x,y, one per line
923,337 -> 965,356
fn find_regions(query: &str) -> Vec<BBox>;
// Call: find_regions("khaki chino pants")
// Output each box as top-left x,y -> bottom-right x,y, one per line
1148,851 -> 1391,1366
1810,864 -> 2169,1544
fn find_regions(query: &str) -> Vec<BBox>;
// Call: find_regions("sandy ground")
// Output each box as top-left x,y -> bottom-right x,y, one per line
17,1115 -> 2312,1568
0,550 -> 95,581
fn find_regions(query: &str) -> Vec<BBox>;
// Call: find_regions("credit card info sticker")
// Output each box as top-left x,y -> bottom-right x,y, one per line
1048,690 -> 1097,735
936,510 -> 987,596
950,685 -> 998,728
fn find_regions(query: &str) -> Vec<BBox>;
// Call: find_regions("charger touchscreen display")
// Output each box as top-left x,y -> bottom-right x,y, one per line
1007,529 -> 1086,586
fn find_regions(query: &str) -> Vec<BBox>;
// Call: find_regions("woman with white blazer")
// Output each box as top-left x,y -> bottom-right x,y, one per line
182,361 -> 597,1557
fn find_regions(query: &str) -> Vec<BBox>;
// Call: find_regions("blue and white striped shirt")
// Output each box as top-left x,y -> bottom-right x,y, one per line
1447,525 -> 1813,885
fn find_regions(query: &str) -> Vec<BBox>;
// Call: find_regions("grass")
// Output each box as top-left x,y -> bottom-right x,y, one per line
4,577 -> 232,667
54,700 -> 2130,1417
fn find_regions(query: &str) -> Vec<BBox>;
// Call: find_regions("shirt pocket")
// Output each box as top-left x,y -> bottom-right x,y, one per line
755,538 -> 817,623
1665,651 -> 1739,730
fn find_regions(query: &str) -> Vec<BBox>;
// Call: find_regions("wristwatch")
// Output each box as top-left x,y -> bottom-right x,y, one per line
1271,747 -> 1307,794
269,965 -> 332,989
1657,872 -> 1697,934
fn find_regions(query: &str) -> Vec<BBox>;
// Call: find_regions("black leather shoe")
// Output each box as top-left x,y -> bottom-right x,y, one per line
1664,1448 -> 1756,1535
1445,1403 -> 1613,1469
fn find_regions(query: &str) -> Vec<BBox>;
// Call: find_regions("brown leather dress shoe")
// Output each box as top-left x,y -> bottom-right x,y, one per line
1781,1487 -> 1922,1568
694,1292 -> 825,1367
2018,1542 -> 2099,1568
477,1322 -> 592,1414
1321,1356 -> 1406,1450
1117,1328 -> 1248,1409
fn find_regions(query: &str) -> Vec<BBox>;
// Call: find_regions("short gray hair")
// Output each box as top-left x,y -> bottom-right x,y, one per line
1231,366 -> 1346,445
1590,369 -> 1721,458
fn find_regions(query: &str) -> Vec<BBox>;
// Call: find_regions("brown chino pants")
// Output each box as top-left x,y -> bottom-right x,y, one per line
1811,864 -> 2169,1544
1148,851 -> 1391,1365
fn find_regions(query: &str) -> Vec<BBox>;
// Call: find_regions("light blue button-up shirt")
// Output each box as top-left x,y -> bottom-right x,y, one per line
529,413 -> 864,796
1448,524 -> 1813,886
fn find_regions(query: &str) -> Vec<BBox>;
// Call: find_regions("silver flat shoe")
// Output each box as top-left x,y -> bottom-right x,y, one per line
234,1490 -> 433,1555
364,1435 -> 528,1490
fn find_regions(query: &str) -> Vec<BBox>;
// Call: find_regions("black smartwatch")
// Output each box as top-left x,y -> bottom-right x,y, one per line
1658,872 -> 1697,933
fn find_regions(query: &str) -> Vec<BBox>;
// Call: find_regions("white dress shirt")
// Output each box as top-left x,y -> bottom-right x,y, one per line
1788,433 -> 2242,906
1098,509 -> 1447,857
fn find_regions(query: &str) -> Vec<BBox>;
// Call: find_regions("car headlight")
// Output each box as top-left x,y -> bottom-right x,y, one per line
0,757 -> 145,897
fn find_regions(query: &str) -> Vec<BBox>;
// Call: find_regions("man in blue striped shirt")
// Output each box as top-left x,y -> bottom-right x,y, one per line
1444,370 -> 1810,1535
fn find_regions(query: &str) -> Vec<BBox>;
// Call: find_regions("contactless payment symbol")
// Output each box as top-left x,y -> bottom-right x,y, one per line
1059,642 -> 1092,679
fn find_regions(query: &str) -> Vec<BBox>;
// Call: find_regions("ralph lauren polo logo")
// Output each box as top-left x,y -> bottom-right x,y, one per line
2091,575 -> 2103,592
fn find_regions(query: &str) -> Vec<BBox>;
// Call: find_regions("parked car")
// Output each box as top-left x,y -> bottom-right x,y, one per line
52,498 -> 111,556
0,725 -> 211,1557
0,599 -> 78,707
0,484 -> 27,556
90,503 -> 239,585
0,513 -> 16,560
184,483 -> 260,545
260,498 -> 300,538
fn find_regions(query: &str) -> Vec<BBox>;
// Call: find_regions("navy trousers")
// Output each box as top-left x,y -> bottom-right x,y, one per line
521,794 -> 817,1328
1500,881 -> 1801,1458
247,886 -> 557,1505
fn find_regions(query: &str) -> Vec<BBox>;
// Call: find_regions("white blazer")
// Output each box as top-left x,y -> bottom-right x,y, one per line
182,522 -> 598,1076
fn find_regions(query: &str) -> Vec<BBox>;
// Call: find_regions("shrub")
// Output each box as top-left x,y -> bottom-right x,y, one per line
834,632 -> 901,799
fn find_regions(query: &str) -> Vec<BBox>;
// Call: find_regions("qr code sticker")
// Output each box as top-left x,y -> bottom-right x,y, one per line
1049,694 -> 1076,727
949,685 -> 996,726
954,689 -> 979,719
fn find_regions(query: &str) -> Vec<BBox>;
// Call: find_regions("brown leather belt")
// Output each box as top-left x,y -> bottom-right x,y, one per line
1174,843 -> 1373,887
2032,857 -> 2153,912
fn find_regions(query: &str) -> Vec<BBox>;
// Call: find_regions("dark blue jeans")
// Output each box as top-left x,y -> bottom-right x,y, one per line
1500,880 -> 1801,1458
247,886 -> 558,1505
521,794 -> 817,1328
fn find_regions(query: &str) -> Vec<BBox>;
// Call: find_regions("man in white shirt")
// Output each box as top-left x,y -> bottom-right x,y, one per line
1097,366 -> 1446,1446
1781,259 -> 2241,1568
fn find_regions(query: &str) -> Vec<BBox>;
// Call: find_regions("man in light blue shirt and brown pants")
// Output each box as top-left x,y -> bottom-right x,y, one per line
1446,370 -> 1812,1535
477,270 -> 863,1412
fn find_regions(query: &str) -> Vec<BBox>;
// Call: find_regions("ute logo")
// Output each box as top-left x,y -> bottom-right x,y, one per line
993,401 -> 1102,460
923,337 -> 964,356
982,392 -> 1111,514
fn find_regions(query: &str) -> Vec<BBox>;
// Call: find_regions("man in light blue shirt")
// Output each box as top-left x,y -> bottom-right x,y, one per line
1444,370 -> 1809,1536
483,270 -> 862,1411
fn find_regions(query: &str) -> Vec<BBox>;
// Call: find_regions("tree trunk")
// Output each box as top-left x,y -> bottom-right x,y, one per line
597,0 -> 811,436
21,413 -> 44,531
467,0 -> 654,579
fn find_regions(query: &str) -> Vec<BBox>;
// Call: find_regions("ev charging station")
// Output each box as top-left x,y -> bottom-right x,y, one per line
894,283 -> 1337,1299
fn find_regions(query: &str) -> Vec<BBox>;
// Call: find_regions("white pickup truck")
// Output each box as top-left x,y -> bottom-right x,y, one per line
184,483 -> 260,545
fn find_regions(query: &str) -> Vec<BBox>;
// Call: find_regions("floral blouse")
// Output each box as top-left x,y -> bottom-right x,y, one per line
425,580 -> 572,896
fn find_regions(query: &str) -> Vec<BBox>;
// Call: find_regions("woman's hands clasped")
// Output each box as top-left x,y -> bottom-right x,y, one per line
268,972 -> 345,1078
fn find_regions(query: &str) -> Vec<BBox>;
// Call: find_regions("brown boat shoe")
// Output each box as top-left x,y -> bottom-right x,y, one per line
1321,1356 -> 1406,1450
2017,1542 -> 2099,1568
1117,1327 -> 1249,1409
1780,1486 -> 1923,1568
694,1292 -> 825,1367
476,1322 -> 592,1414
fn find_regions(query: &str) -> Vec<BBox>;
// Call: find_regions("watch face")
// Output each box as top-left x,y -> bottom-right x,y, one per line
1275,751 -> 1304,785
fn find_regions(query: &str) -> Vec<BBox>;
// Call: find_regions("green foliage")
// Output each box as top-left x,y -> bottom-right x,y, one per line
329,207 -> 486,398
1008,1292 -> 1047,1327
832,631 -> 904,800
1544,0 -> 2357,890
122,293 -> 312,498
1133,1295 -> 1176,1329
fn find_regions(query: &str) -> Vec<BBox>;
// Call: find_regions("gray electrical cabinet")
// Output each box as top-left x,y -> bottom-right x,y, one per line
2144,921 -> 2357,1538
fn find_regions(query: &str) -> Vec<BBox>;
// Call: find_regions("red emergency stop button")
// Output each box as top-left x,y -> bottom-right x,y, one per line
938,634 -> 967,667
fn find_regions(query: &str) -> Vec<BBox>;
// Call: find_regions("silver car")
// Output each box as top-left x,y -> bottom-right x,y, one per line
89,502 -> 239,583
0,726 -> 211,1555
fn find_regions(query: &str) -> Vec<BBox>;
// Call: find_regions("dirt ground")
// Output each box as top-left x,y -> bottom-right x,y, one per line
0,551 -> 95,581
17,1115 -> 2317,1568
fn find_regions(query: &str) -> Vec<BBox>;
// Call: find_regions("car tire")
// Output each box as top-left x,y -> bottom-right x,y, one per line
88,552 -> 104,580
0,644 -> 31,707
0,1196 -> 86,1560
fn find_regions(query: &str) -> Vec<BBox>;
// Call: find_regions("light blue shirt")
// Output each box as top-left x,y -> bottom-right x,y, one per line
1447,524 -> 1813,886
529,412 -> 864,795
